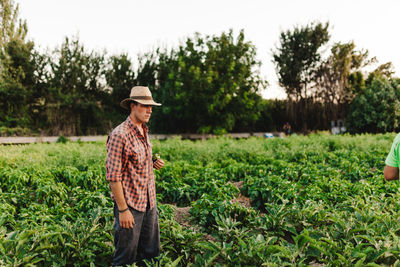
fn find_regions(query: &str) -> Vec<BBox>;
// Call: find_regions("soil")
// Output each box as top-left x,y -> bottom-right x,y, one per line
229,180 -> 252,207
172,205 -> 217,242
170,180 -> 251,243
232,180 -> 244,189
230,194 -> 252,208
173,206 -> 192,227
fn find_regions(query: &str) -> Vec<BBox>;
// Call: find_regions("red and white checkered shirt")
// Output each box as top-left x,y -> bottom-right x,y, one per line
106,116 -> 156,212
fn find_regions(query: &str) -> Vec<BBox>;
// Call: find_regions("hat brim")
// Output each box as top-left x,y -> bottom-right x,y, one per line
120,98 -> 162,110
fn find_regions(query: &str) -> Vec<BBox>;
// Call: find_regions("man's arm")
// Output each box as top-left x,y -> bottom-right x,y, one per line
384,136 -> 400,181
106,133 -> 134,228
110,181 -> 134,228
384,165 -> 399,181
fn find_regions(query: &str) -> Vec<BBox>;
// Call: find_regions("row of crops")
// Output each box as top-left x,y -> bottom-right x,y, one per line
1,133 -> 400,266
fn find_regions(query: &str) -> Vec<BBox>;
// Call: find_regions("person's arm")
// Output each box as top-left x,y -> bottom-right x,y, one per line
384,165 -> 399,181
110,181 -> 134,228
106,133 -> 134,228
385,136 -> 400,181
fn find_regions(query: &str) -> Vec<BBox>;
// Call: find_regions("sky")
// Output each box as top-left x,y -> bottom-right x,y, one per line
16,0 -> 400,99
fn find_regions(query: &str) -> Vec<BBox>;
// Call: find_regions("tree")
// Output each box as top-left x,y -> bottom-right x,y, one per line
46,36 -> 107,135
365,61 -> 395,85
314,41 -> 373,124
254,99 -> 289,132
104,53 -> 137,125
272,22 -> 330,131
138,30 -> 267,134
346,75 -> 400,133
0,39 -> 35,127
0,0 -> 36,129
0,0 -> 27,45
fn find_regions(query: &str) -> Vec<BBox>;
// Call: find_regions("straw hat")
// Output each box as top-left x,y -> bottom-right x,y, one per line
120,86 -> 161,109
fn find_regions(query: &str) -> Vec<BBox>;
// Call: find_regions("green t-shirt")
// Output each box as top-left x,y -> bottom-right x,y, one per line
385,133 -> 400,167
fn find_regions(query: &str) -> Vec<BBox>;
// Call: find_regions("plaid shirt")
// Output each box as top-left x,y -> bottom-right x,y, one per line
106,116 -> 156,212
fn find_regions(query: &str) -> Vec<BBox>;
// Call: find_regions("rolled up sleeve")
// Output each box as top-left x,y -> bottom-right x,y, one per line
386,138 -> 400,168
106,133 -> 126,182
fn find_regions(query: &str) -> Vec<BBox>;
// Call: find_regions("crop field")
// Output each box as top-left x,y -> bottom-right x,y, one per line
1,133 -> 400,266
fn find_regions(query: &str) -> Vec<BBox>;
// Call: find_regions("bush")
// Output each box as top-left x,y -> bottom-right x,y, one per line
347,76 -> 400,133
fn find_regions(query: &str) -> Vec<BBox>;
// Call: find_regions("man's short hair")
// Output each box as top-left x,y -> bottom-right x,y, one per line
129,100 -> 139,111
130,100 -> 139,106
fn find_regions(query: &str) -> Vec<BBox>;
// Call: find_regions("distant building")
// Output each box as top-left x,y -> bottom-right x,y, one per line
331,120 -> 346,134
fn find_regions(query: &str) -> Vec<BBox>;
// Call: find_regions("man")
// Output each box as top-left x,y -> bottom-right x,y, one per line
384,133 -> 400,181
283,122 -> 291,136
106,86 -> 164,266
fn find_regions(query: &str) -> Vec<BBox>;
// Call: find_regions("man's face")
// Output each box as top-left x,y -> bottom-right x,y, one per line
131,103 -> 152,124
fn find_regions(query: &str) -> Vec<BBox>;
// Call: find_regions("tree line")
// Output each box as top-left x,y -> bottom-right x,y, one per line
272,22 -> 400,133
1,0 -> 399,136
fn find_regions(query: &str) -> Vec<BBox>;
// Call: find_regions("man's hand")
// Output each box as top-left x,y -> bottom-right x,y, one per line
109,181 -> 135,228
153,158 -> 164,170
119,209 -> 135,228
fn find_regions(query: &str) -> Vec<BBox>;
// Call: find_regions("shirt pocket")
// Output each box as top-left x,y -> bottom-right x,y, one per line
131,145 -> 147,168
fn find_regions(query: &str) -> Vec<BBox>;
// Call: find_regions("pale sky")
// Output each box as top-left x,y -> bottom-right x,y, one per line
16,0 -> 400,99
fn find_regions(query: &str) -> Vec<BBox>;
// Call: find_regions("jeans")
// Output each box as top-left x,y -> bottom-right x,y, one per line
112,201 -> 160,266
